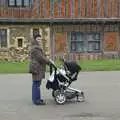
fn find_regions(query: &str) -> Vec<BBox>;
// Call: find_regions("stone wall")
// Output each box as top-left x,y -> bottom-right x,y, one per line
9,25 -> 31,48
0,25 -> 51,61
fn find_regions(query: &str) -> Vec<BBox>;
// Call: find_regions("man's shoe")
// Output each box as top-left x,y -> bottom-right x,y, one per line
39,100 -> 46,105
33,99 -> 46,105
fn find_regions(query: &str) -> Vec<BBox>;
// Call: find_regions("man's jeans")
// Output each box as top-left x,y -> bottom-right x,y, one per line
32,80 -> 41,105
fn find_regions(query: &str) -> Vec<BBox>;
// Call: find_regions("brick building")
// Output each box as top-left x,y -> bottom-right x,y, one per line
0,0 -> 120,60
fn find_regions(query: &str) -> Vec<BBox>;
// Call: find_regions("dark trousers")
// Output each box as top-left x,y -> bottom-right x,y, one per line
32,80 -> 41,105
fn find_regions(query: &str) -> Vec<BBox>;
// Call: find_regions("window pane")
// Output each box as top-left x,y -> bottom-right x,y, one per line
88,41 -> 100,52
9,0 -> 15,6
0,29 -> 7,48
71,32 -> 84,41
93,33 -> 100,40
95,42 -> 100,50
87,33 -> 101,52
76,32 -> 84,41
71,42 -> 76,51
71,41 -> 84,52
70,32 -> 84,52
88,42 -> 93,51
16,0 -> 22,6
87,34 -> 93,41
71,32 -> 77,40
24,0 -> 30,6
18,38 -> 23,47
76,42 -> 84,52
70,32 -> 101,52
87,33 -> 100,41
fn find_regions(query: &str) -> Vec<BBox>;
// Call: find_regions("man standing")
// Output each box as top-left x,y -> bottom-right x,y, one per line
29,34 -> 49,105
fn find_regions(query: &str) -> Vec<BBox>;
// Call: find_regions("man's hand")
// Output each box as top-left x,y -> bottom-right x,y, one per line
49,59 -> 55,65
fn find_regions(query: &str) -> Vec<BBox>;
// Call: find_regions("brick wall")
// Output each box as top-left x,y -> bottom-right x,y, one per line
0,0 -> 120,19
52,24 -> 120,60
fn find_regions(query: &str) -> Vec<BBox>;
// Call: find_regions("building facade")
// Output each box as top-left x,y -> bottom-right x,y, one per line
0,0 -> 120,61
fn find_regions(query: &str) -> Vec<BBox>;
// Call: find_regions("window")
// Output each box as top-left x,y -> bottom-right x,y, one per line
70,32 -> 101,52
87,33 -> 101,52
8,0 -> 31,7
18,38 -> 23,48
9,0 -> 15,6
24,0 -> 31,7
71,32 -> 85,52
0,29 -> 7,48
16,0 -> 22,6
16,37 -> 24,48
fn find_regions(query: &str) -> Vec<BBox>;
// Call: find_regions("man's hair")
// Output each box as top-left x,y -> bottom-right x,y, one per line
33,34 -> 41,39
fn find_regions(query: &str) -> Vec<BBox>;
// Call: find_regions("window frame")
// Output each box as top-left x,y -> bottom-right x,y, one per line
69,32 -> 102,53
0,29 -> 8,48
8,0 -> 31,7
87,33 -> 101,53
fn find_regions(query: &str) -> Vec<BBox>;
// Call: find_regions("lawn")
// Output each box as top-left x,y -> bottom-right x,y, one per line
0,59 -> 120,73
80,59 -> 120,71
0,61 -> 29,73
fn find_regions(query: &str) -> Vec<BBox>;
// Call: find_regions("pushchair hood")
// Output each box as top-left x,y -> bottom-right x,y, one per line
64,60 -> 81,74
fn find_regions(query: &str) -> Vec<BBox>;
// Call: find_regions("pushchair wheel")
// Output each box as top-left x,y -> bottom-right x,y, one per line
55,91 -> 66,105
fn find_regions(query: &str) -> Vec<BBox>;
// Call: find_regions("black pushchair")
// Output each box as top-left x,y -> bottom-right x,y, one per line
46,59 -> 85,105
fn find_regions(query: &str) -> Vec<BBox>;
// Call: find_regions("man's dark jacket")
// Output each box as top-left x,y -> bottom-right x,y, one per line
29,40 -> 49,81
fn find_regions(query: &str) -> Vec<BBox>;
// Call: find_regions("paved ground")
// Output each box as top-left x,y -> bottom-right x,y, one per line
0,71 -> 120,120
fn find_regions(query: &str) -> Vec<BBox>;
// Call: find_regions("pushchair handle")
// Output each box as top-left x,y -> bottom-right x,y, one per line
49,59 -> 57,75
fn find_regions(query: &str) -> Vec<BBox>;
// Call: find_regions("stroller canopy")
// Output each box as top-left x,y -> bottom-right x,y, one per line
64,60 -> 81,74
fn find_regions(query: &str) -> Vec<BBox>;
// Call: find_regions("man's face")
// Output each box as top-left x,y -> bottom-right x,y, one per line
36,36 -> 41,42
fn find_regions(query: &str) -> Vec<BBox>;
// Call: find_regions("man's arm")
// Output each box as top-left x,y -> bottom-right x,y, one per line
32,47 -> 49,64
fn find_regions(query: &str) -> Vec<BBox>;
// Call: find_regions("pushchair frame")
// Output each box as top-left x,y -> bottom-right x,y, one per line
46,59 -> 85,104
